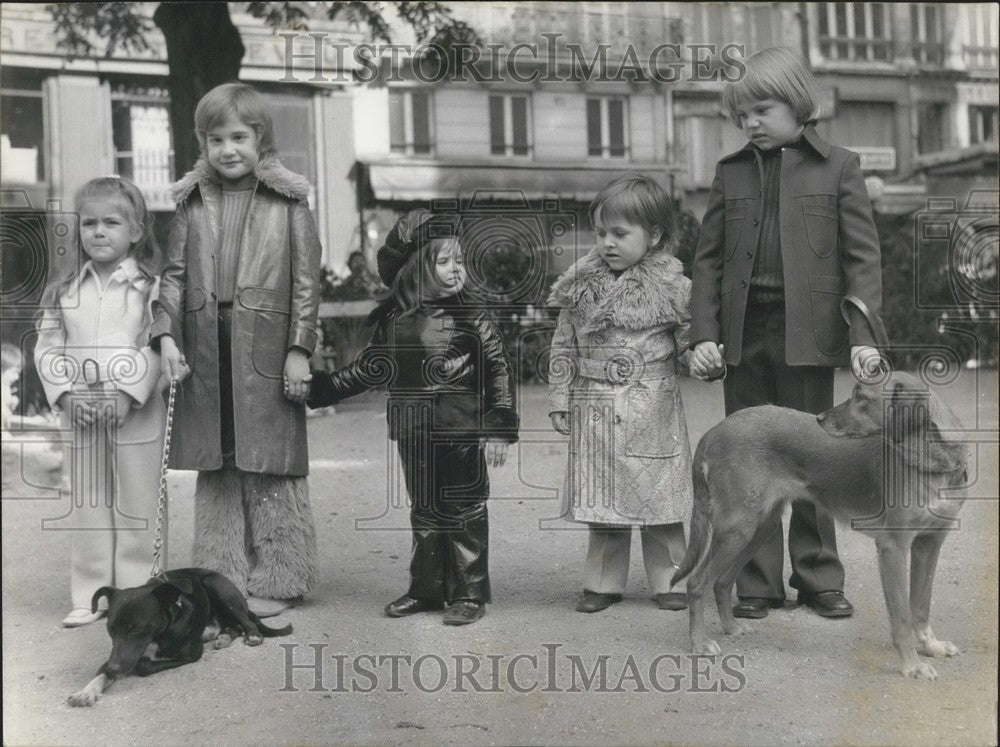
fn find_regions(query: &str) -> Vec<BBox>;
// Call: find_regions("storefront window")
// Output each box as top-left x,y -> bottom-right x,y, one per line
109,83 -> 174,211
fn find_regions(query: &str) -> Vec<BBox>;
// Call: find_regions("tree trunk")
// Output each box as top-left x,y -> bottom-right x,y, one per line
153,2 -> 245,177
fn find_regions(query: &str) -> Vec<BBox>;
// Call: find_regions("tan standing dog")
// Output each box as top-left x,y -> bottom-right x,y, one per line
672,371 -> 969,679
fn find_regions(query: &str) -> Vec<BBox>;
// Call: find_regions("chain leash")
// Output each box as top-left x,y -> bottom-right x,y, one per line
150,379 -> 176,581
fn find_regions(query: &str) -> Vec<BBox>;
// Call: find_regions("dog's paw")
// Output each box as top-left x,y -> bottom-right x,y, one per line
691,636 -> 722,656
902,660 -> 938,680
918,638 -> 959,658
244,633 -> 263,647
723,620 -> 752,638
213,632 -> 234,650
68,689 -> 99,707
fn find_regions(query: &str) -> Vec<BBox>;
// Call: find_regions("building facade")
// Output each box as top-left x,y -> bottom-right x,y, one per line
2,1 -> 997,275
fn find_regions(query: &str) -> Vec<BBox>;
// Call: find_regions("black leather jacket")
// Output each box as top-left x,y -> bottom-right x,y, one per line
308,297 -> 519,443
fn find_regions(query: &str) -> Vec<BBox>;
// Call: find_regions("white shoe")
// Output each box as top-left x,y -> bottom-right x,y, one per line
62,608 -> 106,627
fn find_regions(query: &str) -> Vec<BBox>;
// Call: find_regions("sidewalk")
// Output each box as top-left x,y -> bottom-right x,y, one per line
2,371 -> 998,745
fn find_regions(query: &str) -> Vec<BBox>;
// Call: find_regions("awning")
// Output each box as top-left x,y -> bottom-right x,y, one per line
362,160 -> 676,202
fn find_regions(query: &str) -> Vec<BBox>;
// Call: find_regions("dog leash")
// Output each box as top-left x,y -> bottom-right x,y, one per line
841,295 -> 891,377
841,295 -> 890,350
150,379 -> 176,582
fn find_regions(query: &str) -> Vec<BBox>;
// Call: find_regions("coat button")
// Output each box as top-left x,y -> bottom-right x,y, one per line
746,251 -> 754,258
752,218 -> 760,226
592,412 -> 601,422
614,414 -> 622,424
740,280 -> 748,288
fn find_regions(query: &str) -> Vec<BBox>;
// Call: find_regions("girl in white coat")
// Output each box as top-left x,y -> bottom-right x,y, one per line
35,177 -> 168,626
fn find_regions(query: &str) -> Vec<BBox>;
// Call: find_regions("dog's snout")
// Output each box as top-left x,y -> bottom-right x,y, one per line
816,412 -> 826,423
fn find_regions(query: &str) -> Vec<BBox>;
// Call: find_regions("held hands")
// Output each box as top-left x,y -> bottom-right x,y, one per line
550,411 -> 570,435
689,342 -> 726,382
480,437 -> 510,468
851,345 -> 884,382
57,390 -> 135,429
159,335 -> 190,383
283,349 -> 312,403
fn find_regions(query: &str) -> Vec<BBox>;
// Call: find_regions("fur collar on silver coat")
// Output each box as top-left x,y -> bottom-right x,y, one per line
547,246 -> 690,335
170,156 -> 311,204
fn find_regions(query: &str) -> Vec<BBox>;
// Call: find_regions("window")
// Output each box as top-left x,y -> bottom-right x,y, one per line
110,83 -> 174,211
969,106 -> 999,144
817,2 -> 891,62
918,103 -> 946,154
586,97 -> 628,159
964,3 -> 999,70
262,90 -> 316,204
0,70 -> 46,184
489,94 -> 531,157
910,4 -> 944,64
389,90 -> 432,156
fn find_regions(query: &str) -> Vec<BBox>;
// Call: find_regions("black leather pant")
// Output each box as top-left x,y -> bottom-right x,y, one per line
396,438 -> 491,604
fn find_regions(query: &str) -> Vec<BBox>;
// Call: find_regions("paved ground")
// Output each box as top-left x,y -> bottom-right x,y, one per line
2,370 -> 998,746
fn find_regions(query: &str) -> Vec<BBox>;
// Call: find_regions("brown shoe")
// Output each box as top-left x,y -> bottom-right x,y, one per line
654,592 -> 687,611
575,590 -> 623,613
384,595 -> 444,618
442,600 -> 486,625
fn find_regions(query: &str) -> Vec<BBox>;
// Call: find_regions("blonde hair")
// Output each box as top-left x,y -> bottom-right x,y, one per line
723,47 -> 821,127
589,174 -> 676,252
194,82 -> 277,159
38,177 -> 158,322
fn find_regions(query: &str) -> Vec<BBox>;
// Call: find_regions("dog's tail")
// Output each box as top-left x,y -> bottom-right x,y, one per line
671,456 -> 712,588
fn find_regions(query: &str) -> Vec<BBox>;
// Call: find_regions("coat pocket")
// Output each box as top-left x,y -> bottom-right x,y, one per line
624,385 -> 681,458
724,199 -> 750,260
238,286 -> 291,379
808,274 -> 848,356
182,288 -> 207,368
798,194 -> 838,258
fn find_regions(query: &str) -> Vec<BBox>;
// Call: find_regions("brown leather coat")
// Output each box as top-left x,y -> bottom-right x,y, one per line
307,296 -> 519,443
690,126 -> 883,366
151,158 -> 321,475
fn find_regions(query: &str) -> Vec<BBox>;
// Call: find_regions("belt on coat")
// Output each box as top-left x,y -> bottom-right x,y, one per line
575,357 -> 675,385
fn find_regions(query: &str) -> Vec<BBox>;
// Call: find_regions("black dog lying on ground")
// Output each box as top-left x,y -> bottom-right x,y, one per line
68,568 -> 292,707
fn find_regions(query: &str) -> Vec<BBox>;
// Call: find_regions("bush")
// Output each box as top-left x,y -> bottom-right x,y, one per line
876,211 -> 998,370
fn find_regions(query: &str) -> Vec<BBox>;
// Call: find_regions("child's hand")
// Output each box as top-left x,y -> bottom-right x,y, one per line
480,438 -> 509,468
851,345 -> 883,382
106,390 -> 136,428
283,350 -> 312,403
58,392 -> 97,429
159,336 -> 189,382
550,411 -> 570,435
690,342 -> 725,382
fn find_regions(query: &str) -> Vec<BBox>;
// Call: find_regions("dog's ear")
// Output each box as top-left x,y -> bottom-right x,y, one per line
169,577 -> 194,596
152,581 -> 183,606
887,379 -> 968,474
92,586 -> 116,613
924,394 -> 969,474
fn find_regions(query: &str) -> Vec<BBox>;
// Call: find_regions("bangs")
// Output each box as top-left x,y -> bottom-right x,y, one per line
194,83 -> 276,156
588,174 -> 676,248
723,47 -> 820,126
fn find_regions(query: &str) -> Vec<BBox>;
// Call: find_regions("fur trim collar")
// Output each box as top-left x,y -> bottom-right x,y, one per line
547,247 -> 690,334
171,156 -> 311,203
